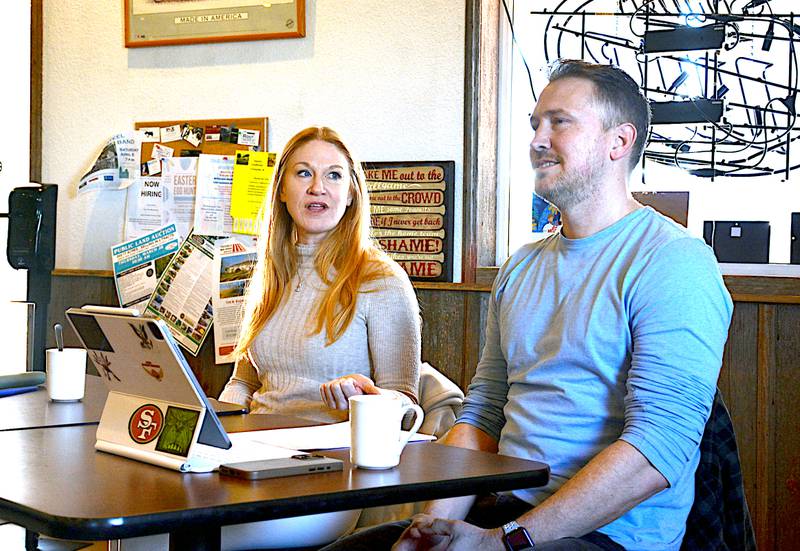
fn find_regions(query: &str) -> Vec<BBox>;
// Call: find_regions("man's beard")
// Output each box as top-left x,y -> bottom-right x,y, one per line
534,157 -> 604,211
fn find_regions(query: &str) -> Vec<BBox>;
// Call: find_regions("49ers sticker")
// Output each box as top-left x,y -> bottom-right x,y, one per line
128,404 -> 164,444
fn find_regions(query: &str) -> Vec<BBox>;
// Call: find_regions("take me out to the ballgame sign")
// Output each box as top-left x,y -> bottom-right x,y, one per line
364,161 -> 455,282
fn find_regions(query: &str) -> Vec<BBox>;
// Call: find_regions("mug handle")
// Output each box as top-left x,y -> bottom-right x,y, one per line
398,404 -> 425,450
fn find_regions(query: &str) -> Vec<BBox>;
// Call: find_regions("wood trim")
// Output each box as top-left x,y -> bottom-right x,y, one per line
30,0 -> 42,183
730,294 -> 800,304
462,0 -> 501,283
51,267 -> 800,305
413,281 -> 491,292
52,269 -> 114,278
461,0 -> 479,284
756,304 -> 777,550
723,276 -> 800,300
475,0 -> 499,269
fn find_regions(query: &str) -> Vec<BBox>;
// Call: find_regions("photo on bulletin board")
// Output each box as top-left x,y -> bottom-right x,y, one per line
363,161 -> 455,283
124,0 -> 305,48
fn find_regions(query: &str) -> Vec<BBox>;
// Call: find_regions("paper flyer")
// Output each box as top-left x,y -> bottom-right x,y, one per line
193,154 -> 235,237
146,232 -> 217,356
124,176 -> 171,241
211,235 -> 258,364
111,224 -> 181,314
161,157 -> 198,241
77,132 -> 142,195
230,151 -> 276,235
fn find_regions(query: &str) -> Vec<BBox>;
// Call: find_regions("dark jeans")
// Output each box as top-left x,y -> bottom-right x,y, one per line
320,494 -> 625,550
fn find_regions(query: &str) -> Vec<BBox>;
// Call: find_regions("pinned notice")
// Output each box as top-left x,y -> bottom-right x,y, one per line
230,150 -> 276,235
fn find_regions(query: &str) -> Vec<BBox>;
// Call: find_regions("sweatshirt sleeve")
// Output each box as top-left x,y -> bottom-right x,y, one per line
365,263 -> 421,404
218,353 -> 262,407
620,237 -> 733,486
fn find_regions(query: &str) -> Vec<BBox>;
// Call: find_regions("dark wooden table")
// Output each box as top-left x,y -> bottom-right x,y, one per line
0,419 -> 549,550
0,375 -> 247,433
0,375 -> 108,431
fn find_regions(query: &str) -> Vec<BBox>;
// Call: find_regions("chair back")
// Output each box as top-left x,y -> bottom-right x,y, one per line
681,390 -> 756,550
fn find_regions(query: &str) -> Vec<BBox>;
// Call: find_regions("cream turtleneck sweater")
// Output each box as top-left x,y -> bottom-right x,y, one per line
219,243 -> 421,423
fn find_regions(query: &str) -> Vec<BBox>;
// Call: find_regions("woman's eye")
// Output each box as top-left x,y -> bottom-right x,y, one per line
327,171 -> 342,181
297,169 -> 311,177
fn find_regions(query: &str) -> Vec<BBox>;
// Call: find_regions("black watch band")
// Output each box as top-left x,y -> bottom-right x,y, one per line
502,521 -> 535,550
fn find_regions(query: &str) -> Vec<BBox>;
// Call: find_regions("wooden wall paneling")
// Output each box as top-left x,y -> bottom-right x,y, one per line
756,304 -> 777,551
48,275 -> 117,349
48,274 -> 231,396
417,289 -> 469,389
719,301 -> 759,519
773,304 -> 800,551
462,0 -> 501,282
461,291 -> 483,389
184,339 -> 233,399
48,274 -> 117,377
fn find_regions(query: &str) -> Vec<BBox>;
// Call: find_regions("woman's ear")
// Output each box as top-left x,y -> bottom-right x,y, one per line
347,179 -> 355,206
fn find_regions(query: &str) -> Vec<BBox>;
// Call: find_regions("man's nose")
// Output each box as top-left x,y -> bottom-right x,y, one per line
530,129 -> 550,152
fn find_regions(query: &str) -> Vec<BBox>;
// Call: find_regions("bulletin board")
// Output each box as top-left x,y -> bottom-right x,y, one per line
134,117 -> 268,161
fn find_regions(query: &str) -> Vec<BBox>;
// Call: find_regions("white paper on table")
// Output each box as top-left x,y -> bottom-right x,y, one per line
244,421 -> 436,451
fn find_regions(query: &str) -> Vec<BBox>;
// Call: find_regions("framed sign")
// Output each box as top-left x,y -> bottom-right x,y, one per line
124,0 -> 305,48
364,161 -> 455,283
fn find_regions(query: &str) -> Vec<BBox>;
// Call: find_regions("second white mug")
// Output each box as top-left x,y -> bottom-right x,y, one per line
349,394 -> 424,470
46,348 -> 87,402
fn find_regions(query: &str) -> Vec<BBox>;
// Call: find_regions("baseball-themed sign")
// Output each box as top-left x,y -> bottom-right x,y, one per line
365,162 -> 455,282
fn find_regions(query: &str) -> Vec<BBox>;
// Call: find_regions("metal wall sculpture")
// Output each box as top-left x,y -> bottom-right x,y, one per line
531,0 -> 800,180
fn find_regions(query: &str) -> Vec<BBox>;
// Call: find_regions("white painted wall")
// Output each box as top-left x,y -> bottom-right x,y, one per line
0,0 -> 34,374
43,1 -> 465,277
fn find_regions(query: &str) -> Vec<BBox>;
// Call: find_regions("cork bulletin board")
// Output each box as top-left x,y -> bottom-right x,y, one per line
364,161 -> 455,282
134,117 -> 268,161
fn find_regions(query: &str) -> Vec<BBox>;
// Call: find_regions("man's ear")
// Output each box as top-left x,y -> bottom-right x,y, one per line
609,122 -> 637,162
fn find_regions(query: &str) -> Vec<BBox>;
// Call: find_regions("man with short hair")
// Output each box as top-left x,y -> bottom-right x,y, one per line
324,60 -> 733,551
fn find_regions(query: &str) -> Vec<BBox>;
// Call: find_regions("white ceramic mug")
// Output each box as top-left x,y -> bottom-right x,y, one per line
46,348 -> 87,402
349,394 -> 424,469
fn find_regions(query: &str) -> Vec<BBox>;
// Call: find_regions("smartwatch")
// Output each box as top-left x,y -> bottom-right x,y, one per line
502,520 -> 535,550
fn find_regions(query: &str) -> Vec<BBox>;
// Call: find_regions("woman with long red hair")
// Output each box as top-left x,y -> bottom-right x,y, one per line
219,126 -> 420,422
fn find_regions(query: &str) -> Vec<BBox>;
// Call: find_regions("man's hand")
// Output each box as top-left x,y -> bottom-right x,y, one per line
319,374 -> 380,410
391,514 -> 504,551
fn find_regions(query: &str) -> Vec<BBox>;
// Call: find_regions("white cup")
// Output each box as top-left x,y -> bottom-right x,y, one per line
349,394 -> 424,470
46,348 -> 87,402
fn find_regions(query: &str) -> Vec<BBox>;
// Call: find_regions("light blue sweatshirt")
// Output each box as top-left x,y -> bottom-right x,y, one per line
458,207 -> 733,551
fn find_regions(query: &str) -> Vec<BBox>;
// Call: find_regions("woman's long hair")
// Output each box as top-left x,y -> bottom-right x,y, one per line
234,127 -> 388,355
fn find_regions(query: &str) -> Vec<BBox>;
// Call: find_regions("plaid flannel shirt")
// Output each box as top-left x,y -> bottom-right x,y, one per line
681,391 -> 756,550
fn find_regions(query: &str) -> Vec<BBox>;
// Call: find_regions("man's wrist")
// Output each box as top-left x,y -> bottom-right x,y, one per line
501,520 -> 535,550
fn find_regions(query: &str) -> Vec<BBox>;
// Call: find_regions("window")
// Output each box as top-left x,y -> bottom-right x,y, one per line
493,0 -> 800,275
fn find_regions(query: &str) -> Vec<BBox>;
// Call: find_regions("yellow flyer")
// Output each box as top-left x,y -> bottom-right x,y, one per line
230,150 -> 276,235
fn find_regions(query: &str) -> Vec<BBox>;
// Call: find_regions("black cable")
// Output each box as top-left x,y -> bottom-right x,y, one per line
501,0 -> 536,101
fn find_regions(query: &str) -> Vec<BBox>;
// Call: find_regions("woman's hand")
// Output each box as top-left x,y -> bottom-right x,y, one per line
320,374 -> 380,410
